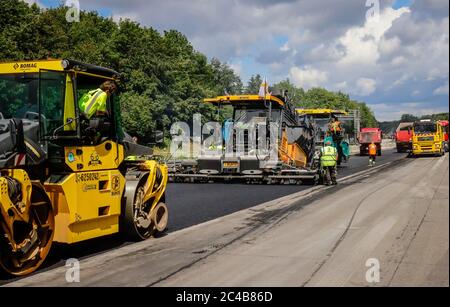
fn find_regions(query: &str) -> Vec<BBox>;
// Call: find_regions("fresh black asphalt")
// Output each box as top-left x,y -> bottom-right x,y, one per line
166,148 -> 406,231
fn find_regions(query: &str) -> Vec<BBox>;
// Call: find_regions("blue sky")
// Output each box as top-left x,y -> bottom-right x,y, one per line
393,0 -> 414,9
27,0 -> 449,121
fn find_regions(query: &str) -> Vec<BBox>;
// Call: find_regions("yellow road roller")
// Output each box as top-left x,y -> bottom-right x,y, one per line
0,59 -> 168,276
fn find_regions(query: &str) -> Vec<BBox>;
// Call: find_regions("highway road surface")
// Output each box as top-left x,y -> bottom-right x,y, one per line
166,147 -> 404,232
5,150 -> 448,286
0,148 -> 404,285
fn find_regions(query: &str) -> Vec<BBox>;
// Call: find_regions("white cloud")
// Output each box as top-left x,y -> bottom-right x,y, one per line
229,62 -> 242,78
379,36 -> 401,55
391,56 -> 407,67
306,43 -> 345,62
337,7 -> 410,67
46,0 -> 448,121
280,43 -> 290,52
285,6 -> 413,97
23,0 -> 44,6
355,78 -> 377,96
427,68 -> 443,81
269,62 -> 284,71
433,82 -> 449,95
289,66 -> 328,90
387,74 -> 410,90
334,81 -> 348,91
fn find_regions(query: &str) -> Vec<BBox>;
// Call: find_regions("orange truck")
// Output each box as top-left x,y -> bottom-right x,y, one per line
359,127 -> 382,156
395,122 -> 413,153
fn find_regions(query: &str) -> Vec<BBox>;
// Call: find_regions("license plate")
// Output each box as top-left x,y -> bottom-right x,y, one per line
223,162 -> 239,168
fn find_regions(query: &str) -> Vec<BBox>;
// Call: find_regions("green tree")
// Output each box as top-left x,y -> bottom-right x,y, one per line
272,79 -> 378,127
0,0 -> 41,60
400,114 -> 419,122
272,78 -> 304,101
210,58 -> 243,95
420,113 -> 449,121
246,74 -> 263,94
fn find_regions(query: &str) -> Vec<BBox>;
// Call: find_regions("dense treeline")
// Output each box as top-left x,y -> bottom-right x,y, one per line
1,0 -> 378,142
0,0 -> 242,141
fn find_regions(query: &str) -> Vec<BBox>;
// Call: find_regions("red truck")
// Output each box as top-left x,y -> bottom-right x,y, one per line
395,122 -> 413,153
438,120 -> 449,152
359,128 -> 382,156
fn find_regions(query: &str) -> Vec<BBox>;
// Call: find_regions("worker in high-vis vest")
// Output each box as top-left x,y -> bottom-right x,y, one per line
79,81 -> 117,119
368,142 -> 377,167
321,140 -> 338,186
329,116 -> 342,135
